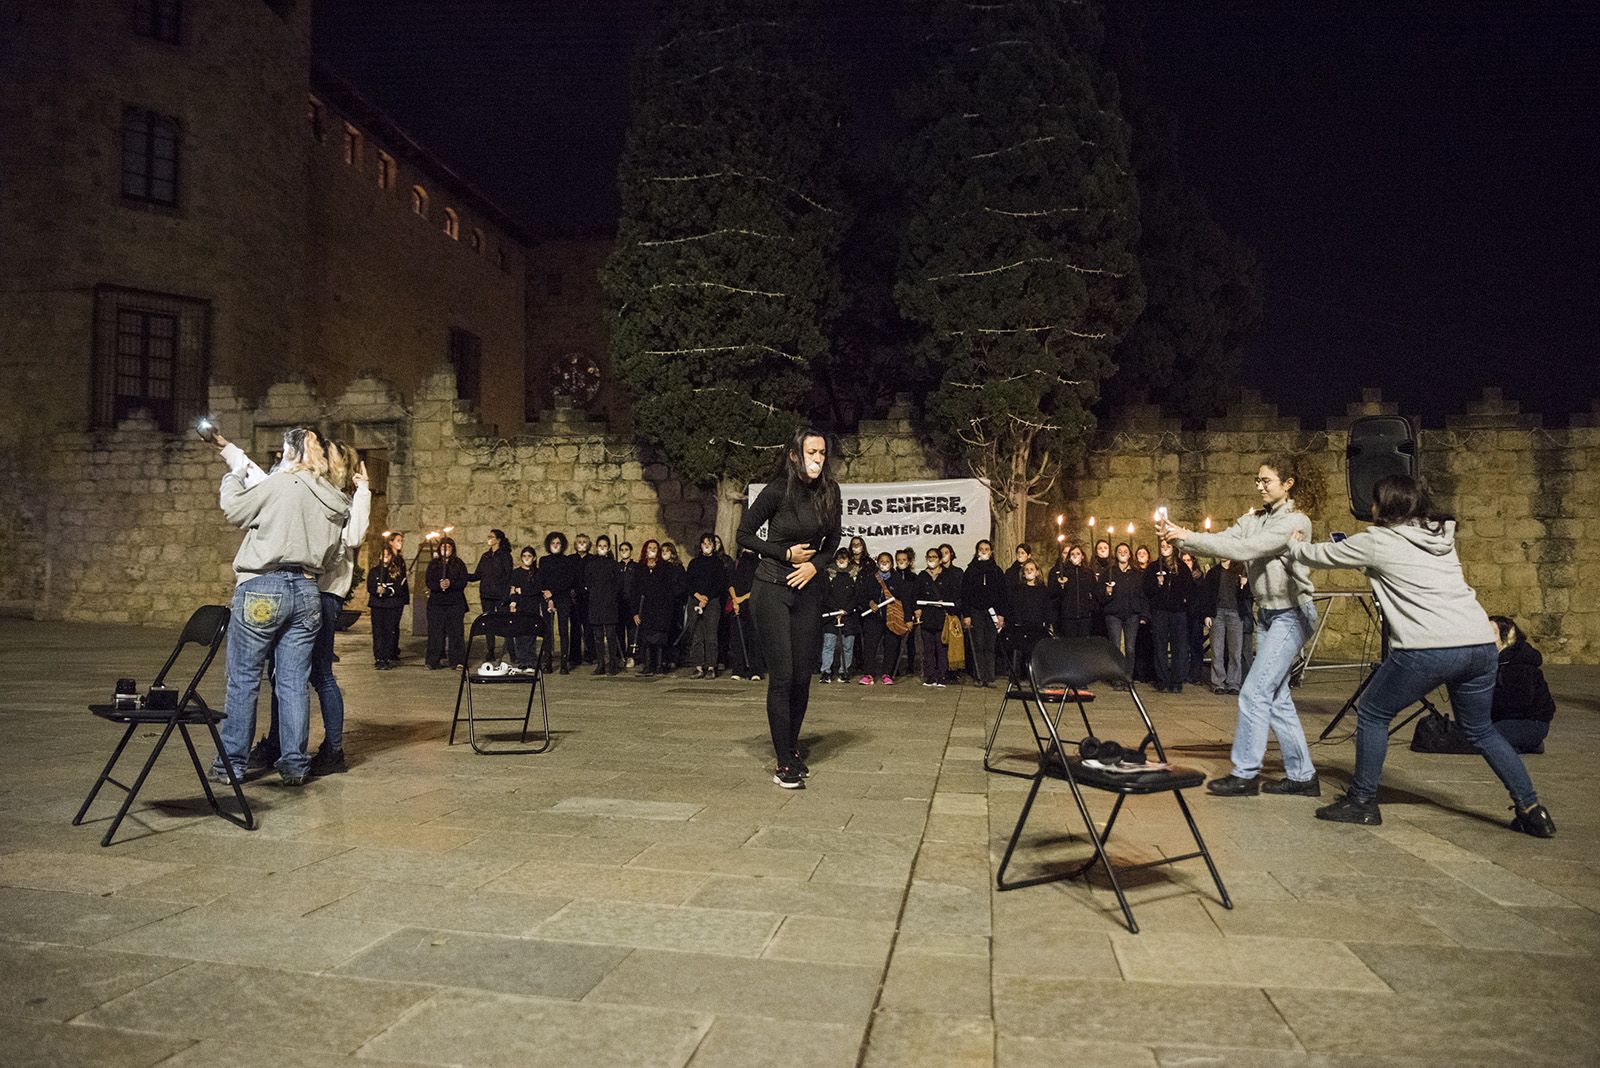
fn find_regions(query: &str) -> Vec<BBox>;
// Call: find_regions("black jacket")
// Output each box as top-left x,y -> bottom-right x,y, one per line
425,554 -> 469,609
1048,563 -> 1096,623
915,568 -> 959,630
1492,641 -> 1556,724
634,561 -> 678,641
508,564 -> 542,618
537,553 -> 579,601
960,558 -> 1012,619
737,478 -> 843,586
1097,563 -> 1146,618
583,554 -> 622,625
1144,558 -> 1194,613
366,560 -> 410,608
470,547 -> 513,601
1009,583 -> 1050,630
686,554 -> 727,607
823,567 -> 862,635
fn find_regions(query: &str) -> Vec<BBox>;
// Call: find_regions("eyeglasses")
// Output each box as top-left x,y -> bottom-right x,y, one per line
1254,477 -> 1279,487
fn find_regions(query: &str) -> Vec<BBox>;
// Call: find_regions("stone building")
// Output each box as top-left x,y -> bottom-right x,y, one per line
0,0 -> 534,608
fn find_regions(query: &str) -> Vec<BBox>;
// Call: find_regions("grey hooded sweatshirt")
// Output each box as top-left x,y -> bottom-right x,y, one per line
1174,501 -> 1313,612
220,467 -> 350,586
1285,520 -> 1495,649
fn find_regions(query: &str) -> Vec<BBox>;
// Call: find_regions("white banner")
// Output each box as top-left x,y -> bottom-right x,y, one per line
747,478 -> 992,563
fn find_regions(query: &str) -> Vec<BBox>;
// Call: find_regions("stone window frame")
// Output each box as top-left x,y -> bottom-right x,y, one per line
341,122 -> 362,167
411,184 -> 429,219
90,285 -> 211,433
469,227 -> 484,254
376,150 -> 395,191
121,107 -> 182,208
131,0 -> 183,44
442,206 -> 460,241
448,327 -> 482,404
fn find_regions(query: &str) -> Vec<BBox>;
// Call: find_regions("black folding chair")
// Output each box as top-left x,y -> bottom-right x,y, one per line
995,636 -> 1231,933
74,605 -> 253,847
983,632 -> 1094,778
449,613 -> 550,754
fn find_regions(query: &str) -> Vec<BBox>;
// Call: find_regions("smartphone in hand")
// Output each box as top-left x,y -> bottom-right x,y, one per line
195,418 -> 221,445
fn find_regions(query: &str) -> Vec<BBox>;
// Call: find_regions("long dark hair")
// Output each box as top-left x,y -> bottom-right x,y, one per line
1371,474 -> 1451,533
1258,451 -> 1322,515
780,426 -> 839,530
489,528 -> 509,554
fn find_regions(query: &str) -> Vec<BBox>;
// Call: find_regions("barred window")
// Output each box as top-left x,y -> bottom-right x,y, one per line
121,108 -> 181,206
448,328 -> 481,404
92,286 -> 210,432
132,0 -> 182,43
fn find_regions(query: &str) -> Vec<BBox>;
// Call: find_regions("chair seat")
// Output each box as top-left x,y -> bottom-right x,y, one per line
1004,686 -> 1095,702
1043,756 -> 1207,794
89,704 -> 222,725
463,674 -> 542,685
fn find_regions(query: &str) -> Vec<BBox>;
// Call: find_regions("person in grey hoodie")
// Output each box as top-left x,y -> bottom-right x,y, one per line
211,426 -> 350,786
1285,475 -> 1554,837
1160,454 -> 1321,798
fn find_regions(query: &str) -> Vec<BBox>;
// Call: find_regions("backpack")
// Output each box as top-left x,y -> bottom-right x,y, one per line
1409,710 -> 1477,755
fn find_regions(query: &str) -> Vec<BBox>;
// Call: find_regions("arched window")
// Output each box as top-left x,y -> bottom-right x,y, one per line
469,227 -> 484,254
410,185 -> 428,218
442,207 -> 460,240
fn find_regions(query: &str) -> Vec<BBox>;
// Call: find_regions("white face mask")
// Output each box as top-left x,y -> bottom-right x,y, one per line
806,459 -> 823,477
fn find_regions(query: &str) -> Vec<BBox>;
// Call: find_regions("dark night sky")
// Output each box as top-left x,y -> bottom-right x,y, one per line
313,1 -> 1598,425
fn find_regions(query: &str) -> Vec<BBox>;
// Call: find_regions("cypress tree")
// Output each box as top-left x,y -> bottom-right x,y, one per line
603,0 -> 845,540
896,0 -> 1144,549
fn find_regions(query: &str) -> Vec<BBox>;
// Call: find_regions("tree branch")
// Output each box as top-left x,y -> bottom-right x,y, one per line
647,170 -> 838,214
639,229 -> 792,247
642,343 -> 803,364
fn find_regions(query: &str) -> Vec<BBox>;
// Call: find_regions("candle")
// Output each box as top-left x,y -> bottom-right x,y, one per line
1204,516 -> 1212,532
1126,522 -> 1135,535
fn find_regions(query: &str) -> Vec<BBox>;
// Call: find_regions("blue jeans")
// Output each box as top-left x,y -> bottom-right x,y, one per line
1231,603 -> 1317,781
268,592 -> 345,753
218,572 -> 321,778
1354,643 -> 1537,809
821,631 -> 855,674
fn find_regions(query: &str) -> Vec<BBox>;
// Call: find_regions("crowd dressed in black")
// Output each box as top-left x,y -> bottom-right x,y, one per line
397,527 -> 1281,694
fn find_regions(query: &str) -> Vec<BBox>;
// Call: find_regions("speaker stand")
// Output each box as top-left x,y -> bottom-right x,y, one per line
1318,615 -> 1442,741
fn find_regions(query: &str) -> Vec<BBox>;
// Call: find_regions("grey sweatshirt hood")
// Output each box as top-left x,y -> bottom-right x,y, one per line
1390,518 -> 1458,556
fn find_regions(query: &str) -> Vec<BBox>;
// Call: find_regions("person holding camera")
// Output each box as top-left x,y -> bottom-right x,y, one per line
1285,476 -> 1555,836
367,541 -> 409,669
1159,454 -> 1320,797
210,425 -> 349,786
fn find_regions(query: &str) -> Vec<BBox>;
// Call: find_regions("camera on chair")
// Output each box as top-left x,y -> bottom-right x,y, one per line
114,678 -> 140,710
144,685 -> 178,711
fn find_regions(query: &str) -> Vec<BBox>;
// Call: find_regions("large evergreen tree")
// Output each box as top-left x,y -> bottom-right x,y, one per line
603,0 -> 845,540
896,0 -> 1144,550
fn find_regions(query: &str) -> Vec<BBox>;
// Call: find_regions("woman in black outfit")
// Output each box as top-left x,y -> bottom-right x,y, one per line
1007,558 -> 1051,675
537,532 -> 577,673
633,539 -> 677,676
959,540 -> 1010,689
686,533 -> 727,678
507,545 -> 543,670
914,548 -> 960,687
425,536 -> 469,669
367,542 -> 409,669
1145,539 -> 1195,693
583,535 -> 624,675
1049,544 -> 1096,639
857,551 -> 900,686
737,428 -> 842,789
470,528 -> 514,663
1097,542 -> 1145,684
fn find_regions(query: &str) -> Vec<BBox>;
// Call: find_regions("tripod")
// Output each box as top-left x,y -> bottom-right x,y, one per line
1319,607 -> 1442,741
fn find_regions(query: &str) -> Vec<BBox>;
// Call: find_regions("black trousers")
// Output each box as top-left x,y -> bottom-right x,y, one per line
588,623 -> 619,668
545,599 -> 575,667
479,598 -> 505,660
1152,609 -> 1189,690
426,601 -> 465,667
860,616 -> 894,677
751,576 -> 824,764
1057,616 -> 1092,639
370,605 -> 403,662
729,608 -> 766,676
968,617 -> 1000,683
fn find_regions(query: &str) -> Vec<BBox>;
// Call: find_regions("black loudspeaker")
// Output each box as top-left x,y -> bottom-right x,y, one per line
1346,415 -> 1418,521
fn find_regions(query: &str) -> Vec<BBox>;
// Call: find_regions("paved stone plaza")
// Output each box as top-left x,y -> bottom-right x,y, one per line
1,618 -> 1596,1067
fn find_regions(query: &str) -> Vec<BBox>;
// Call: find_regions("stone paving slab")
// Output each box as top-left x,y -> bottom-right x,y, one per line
2,619 -> 1598,1065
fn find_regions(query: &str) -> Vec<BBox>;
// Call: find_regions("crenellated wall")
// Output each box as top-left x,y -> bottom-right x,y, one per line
6,377 -> 1598,664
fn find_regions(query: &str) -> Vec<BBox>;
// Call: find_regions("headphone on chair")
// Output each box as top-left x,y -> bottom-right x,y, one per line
1078,735 -> 1149,766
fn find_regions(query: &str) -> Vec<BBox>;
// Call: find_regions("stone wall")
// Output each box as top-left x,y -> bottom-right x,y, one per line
6,374 -> 1598,665
1046,388 -> 1600,664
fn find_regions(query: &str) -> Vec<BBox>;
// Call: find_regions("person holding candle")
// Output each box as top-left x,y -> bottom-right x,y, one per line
1159,454 -> 1321,797
1050,544 -> 1097,639
1097,542 -> 1146,688
1145,538 -> 1195,693
960,539 -> 1010,688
